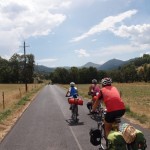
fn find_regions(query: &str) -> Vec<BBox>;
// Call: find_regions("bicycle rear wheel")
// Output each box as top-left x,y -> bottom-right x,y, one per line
72,105 -> 78,123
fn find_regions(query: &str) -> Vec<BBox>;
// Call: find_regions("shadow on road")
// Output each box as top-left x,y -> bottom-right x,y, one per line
65,119 -> 84,126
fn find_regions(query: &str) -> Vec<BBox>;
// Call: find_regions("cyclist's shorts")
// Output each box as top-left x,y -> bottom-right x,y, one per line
105,109 -> 125,123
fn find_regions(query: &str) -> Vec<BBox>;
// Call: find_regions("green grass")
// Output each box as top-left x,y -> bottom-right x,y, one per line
60,83 -> 150,128
0,84 -> 44,123
0,109 -> 11,122
17,96 -> 30,105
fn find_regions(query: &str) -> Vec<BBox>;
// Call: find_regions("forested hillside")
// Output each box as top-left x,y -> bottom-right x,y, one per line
0,53 -> 149,83
50,54 -> 150,83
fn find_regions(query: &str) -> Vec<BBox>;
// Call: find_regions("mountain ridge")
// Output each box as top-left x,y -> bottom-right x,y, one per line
35,58 -> 130,73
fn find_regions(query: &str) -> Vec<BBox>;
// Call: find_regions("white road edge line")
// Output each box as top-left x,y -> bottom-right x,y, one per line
69,126 -> 83,150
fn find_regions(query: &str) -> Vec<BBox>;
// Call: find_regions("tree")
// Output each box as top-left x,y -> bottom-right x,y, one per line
78,67 -> 89,83
0,57 -> 11,83
69,67 -> 79,84
50,67 -> 69,84
25,54 -> 35,83
9,53 -> 21,83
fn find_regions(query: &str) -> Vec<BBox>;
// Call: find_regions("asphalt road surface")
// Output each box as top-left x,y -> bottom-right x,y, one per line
0,85 -> 149,150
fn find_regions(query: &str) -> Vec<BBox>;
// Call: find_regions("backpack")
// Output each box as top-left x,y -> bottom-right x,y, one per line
121,123 -> 137,144
107,131 -> 127,150
129,129 -> 147,150
70,87 -> 77,97
89,128 -> 101,146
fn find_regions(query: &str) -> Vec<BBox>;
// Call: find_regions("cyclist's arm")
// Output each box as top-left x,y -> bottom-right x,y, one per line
66,88 -> 70,97
92,99 -> 99,111
92,92 -> 102,111
88,85 -> 92,95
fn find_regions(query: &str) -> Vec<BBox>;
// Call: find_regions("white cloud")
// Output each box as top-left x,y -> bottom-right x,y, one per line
110,24 -> 150,45
71,9 -> 137,42
75,49 -> 90,57
140,51 -> 150,57
36,58 -> 58,67
93,44 -> 150,58
91,39 -> 97,42
36,58 -> 57,63
35,58 -> 58,67
0,0 -> 67,57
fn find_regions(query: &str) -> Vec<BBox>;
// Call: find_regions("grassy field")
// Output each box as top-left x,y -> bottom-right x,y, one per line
0,84 -> 43,112
60,83 -> 150,128
0,83 -> 45,140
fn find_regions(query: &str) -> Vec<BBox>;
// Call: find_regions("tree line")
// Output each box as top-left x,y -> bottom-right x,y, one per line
0,53 -> 149,84
0,53 -> 35,83
50,54 -> 150,84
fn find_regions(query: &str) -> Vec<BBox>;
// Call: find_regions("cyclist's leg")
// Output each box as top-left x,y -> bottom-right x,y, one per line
77,105 -> 79,116
70,104 -> 72,110
104,120 -> 112,138
73,105 -> 78,122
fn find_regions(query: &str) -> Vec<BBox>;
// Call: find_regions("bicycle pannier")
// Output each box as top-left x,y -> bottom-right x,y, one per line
87,101 -> 92,110
89,128 -> 101,146
121,123 -> 136,144
129,129 -> 147,150
68,98 -> 83,105
92,96 -> 97,101
107,131 -> 127,150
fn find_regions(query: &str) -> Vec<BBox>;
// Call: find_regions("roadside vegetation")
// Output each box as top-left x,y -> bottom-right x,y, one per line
0,83 -> 45,140
60,83 -> 150,129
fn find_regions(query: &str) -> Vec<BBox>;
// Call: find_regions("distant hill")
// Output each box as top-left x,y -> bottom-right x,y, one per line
82,62 -> 101,68
82,59 -> 129,70
34,58 -> 130,73
34,65 -> 54,74
98,58 -> 128,70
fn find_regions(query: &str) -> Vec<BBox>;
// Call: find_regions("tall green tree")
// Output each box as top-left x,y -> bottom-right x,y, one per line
25,54 -> 35,83
0,57 -> 11,83
69,67 -> 79,83
9,53 -> 21,83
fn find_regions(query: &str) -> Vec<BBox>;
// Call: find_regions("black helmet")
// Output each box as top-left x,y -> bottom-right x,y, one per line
101,77 -> 112,86
89,128 -> 101,146
92,79 -> 97,84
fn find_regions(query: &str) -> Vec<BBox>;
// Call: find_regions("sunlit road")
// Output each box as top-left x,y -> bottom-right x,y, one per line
0,85 -> 149,150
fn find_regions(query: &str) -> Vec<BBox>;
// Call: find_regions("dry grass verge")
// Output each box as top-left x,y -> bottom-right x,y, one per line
0,83 -> 44,141
60,83 -> 150,129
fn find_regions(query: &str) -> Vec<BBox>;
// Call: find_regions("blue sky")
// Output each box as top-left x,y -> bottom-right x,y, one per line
0,0 -> 150,67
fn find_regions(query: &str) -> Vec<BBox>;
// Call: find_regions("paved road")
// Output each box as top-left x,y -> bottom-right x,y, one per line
0,85 -> 149,150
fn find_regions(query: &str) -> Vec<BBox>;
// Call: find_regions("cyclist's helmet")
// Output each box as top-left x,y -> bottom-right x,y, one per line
70,82 -> 75,87
101,77 -> 112,86
92,79 -> 97,84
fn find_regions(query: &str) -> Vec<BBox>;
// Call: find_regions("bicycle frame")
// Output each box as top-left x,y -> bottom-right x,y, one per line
71,99 -> 79,123
96,105 -> 107,150
91,104 -> 122,150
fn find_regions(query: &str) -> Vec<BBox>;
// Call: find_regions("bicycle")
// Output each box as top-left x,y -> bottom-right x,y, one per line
90,104 -> 122,150
67,95 -> 83,123
71,98 -> 79,123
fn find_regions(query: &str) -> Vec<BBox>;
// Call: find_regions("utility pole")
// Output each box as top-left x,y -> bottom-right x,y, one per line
21,41 -> 29,92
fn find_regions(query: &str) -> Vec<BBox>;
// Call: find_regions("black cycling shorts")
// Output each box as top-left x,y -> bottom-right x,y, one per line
105,109 -> 125,123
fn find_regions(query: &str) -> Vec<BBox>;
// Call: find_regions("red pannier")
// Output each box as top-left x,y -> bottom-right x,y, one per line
68,98 -> 83,105
92,96 -> 97,101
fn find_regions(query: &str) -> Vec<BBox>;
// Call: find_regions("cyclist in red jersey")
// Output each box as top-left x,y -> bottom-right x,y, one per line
92,77 -> 126,138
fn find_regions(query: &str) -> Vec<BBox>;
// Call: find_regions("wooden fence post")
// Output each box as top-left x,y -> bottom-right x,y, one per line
19,88 -> 22,98
2,91 -> 5,110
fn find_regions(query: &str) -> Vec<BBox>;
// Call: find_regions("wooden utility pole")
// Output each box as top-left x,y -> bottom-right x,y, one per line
21,41 -> 29,92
